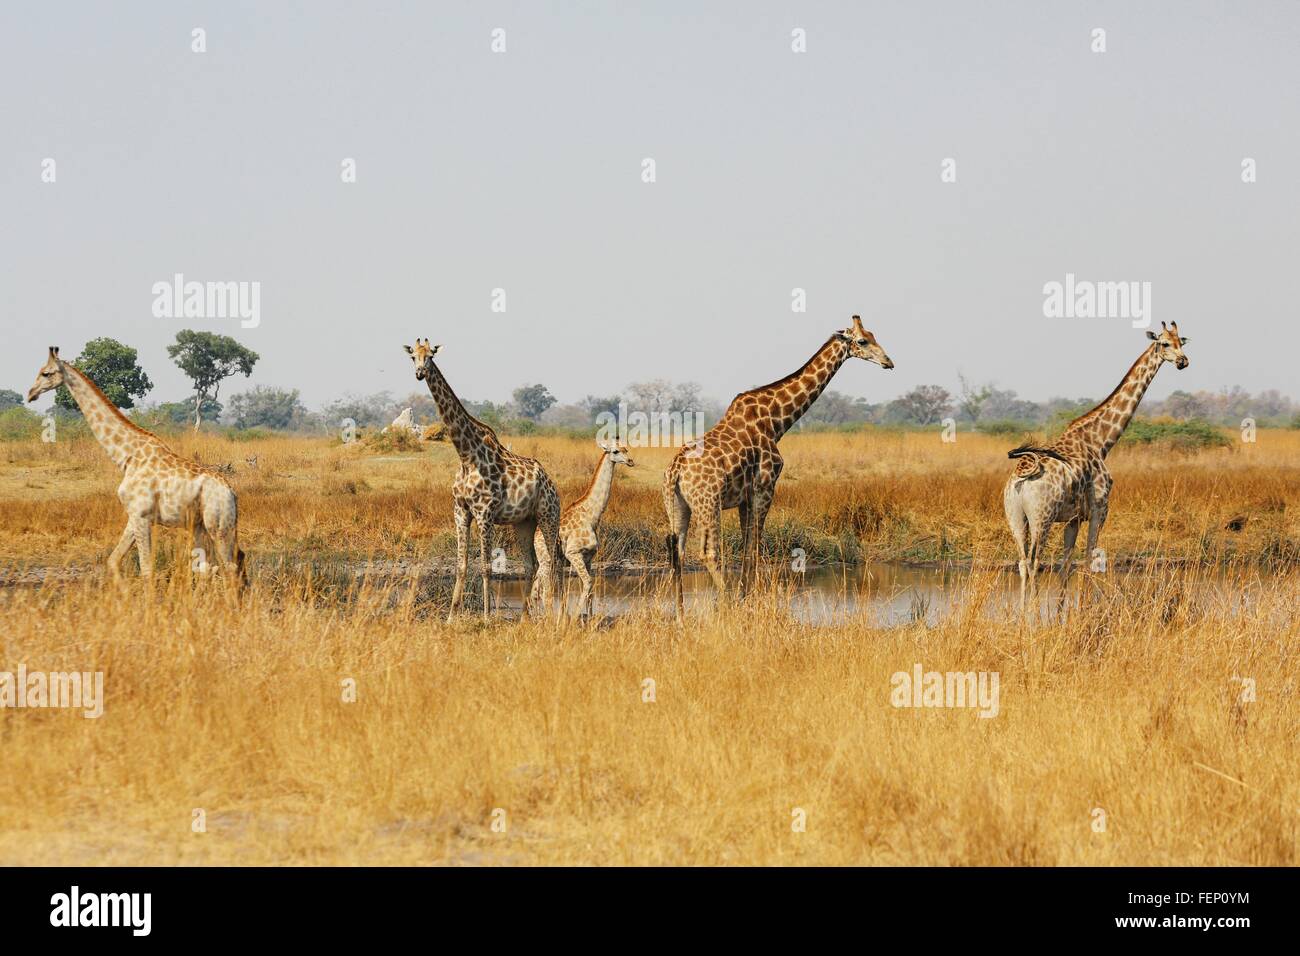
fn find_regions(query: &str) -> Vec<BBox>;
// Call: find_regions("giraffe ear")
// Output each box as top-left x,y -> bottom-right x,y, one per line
431,344 -> 443,355
403,345 -> 414,355
1177,336 -> 1190,344
1145,330 -> 1159,340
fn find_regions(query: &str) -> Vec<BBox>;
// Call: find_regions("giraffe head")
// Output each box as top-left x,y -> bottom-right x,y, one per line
837,316 -> 894,369
27,347 -> 66,402
402,338 -> 443,381
598,439 -> 635,468
1145,321 -> 1190,370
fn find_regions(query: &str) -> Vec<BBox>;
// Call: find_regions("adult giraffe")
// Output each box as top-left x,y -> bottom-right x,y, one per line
663,316 -> 894,619
1003,321 -> 1190,609
25,347 -> 245,587
404,338 -> 561,622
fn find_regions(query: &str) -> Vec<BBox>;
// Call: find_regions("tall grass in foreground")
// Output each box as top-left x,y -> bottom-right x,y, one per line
0,567 -> 1295,865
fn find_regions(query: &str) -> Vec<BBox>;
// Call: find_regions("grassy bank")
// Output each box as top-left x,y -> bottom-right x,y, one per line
1,429 -> 1296,574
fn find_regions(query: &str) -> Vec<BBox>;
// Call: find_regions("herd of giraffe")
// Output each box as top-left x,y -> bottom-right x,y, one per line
25,316 -> 1191,620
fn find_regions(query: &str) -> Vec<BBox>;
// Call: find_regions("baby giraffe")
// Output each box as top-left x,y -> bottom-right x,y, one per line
26,347 -> 245,588
560,441 -> 634,621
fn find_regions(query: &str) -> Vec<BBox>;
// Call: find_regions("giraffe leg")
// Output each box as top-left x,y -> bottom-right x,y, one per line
130,516 -> 154,581
582,552 -> 596,621
1025,513 -> 1053,616
665,484 -> 691,623
700,503 -> 725,605
478,518 -> 494,621
201,482 -> 245,593
191,524 -> 214,576
513,519 -> 538,618
533,497 -> 561,623
1003,482 -> 1029,612
745,483 -> 776,599
566,547 -> 593,624
447,501 -> 471,623
738,499 -> 753,599
1058,519 -> 1080,614
107,521 -> 136,580
210,527 -> 245,596
1085,479 -> 1112,580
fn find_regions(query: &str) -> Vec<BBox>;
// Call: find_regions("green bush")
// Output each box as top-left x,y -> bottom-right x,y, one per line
0,406 -> 41,441
1120,418 -> 1231,451
975,420 -> 1027,436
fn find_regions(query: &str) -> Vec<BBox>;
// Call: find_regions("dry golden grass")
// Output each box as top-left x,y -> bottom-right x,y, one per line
0,568 -> 1295,865
0,429 -> 1297,865
1,428 -> 1297,570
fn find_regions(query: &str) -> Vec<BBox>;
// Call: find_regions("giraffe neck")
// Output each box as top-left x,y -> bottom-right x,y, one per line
739,336 -> 851,440
420,360 -> 486,461
574,453 -> 616,526
1067,343 -> 1163,457
59,362 -> 154,469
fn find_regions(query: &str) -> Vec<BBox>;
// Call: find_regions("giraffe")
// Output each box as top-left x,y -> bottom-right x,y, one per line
1003,322 -> 1191,610
25,347 -> 245,587
663,316 -> 894,620
559,440 -> 634,621
403,339 -> 562,622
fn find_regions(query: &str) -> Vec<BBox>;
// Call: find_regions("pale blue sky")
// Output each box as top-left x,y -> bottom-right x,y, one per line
3,1 -> 1296,410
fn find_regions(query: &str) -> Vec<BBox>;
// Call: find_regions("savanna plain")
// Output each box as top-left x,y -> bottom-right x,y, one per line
1,429 -> 1296,865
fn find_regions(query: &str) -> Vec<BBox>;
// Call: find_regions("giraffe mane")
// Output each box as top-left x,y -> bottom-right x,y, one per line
724,335 -> 840,414
64,363 -> 162,444
1061,342 -> 1158,434
564,450 -> 610,516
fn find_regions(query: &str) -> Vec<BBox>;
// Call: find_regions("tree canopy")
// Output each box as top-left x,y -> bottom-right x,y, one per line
166,330 -> 259,429
54,338 -> 153,413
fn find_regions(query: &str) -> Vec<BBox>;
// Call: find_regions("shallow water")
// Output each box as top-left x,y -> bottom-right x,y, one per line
487,562 -> 1282,625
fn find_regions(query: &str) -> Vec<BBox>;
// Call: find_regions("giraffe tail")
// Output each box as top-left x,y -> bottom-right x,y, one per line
1007,443 -> 1067,481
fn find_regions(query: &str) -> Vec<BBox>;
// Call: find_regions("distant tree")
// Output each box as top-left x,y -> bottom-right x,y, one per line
0,389 -> 23,411
146,397 -> 224,427
982,387 -> 1043,425
580,394 -> 623,423
320,391 -> 397,429
624,379 -> 674,412
166,330 -> 258,430
956,373 -> 993,427
512,383 -> 556,420
805,389 -> 870,425
1159,390 -> 1209,421
541,403 -> 597,429
228,386 -> 304,430
891,385 -> 953,426
53,338 -> 153,413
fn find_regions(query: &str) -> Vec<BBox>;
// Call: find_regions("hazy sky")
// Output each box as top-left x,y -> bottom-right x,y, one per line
3,1 -> 1297,413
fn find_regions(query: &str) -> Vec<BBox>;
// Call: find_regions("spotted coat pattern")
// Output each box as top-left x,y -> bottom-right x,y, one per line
405,340 -> 561,622
26,348 -> 244,587
1002,322 -> 1190,609
559,443 -> 633,620
662,316 -> 894,619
